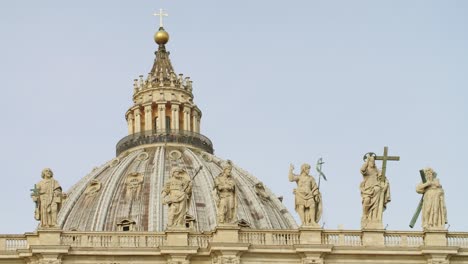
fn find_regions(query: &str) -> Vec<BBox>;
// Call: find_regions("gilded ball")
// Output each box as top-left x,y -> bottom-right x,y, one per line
154,29 -> 169,45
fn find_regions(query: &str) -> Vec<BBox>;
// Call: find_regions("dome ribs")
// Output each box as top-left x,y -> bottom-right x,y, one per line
60,147 -> 298,232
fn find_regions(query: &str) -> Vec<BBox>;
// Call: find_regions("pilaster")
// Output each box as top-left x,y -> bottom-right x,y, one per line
183,106 -> 191,131
134,108 -> 141,133
127,112 -> 134,134
191,111 -> 199,133
171,103 -> 180,130
422,247 -> 458,264
158,103 -> 166,130
144,104 -> 153,131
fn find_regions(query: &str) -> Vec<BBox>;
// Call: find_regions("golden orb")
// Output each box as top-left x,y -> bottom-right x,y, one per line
154,28 -> 169,45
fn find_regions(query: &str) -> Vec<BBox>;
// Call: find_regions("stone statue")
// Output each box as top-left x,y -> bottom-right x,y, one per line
288,163 -> 322,226
360,155 -> 390,229
162,168 -> 193,228
214,160 -> 237,224
416,168 -> 447,230
31,168 -> 66,228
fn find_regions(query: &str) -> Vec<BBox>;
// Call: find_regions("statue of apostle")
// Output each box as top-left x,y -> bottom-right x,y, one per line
360,155 -> 390,229
162,168 -> 193,228
416,168 -> 447,230
214,160 -> 237,224
31,168 -> 66,228
288,163 -> 322,226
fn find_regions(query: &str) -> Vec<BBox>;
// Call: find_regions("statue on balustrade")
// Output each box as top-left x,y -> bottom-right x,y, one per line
289,163 -> 322,226
214,160 -> 237,224
31,168 -> 66,228
416,168 -> 447,230
360,155 -> 390,229
162,168 -> 193,228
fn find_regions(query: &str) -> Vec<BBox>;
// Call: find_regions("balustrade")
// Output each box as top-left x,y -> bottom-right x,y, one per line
1,230 -> 467,250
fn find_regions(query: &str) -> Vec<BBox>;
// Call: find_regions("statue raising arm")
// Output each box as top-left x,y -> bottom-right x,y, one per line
289,164 -> 299,182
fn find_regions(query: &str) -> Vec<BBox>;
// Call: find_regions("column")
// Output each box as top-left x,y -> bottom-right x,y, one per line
144,104 -> 152,132
196,115 -> 201,133
191,111 -> 199,133
127,113 -> 134,135
158,104 -> 166,131
183,106 -> 191,131
171,104 -> 180,130
134,108 -> 141,133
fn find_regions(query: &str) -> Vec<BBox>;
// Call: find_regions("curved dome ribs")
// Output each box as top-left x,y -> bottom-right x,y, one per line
94,151 -> 141,231
58,161 -> 110,229
155,147 -> 167,231
185,149 -> 217,231
104,152 -> 146,231
59,147 -> 298,232
233,167 -> 267,228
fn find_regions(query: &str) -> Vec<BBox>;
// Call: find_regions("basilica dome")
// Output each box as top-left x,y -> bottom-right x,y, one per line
58,146 -> 297,231
57,26 -> 298,232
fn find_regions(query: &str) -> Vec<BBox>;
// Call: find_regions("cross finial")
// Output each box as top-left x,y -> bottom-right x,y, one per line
153,8 -> 169,28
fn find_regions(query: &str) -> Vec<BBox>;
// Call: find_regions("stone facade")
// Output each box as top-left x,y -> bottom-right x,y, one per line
1,227 -> 467,263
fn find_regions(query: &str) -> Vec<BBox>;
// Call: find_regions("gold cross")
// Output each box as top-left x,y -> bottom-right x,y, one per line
153,8 -> 169,28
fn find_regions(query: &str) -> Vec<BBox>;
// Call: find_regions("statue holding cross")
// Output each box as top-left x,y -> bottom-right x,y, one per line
411,168 -> 447,230
360,146 -> 399,229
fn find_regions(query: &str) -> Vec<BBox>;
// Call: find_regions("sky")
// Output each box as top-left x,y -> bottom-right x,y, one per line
0,0 -> 467,234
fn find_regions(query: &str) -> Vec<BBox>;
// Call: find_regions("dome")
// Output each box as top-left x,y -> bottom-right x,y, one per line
58,146 -> 298,231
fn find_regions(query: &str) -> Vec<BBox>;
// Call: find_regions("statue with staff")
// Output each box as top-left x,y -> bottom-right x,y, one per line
409,168 -> 447,230
162,165 -> 202,228
360,147 -> 399,229
31,168 -> 66,228
289,161 -> 323,227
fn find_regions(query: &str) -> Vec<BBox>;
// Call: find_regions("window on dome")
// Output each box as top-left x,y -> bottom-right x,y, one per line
117,219 -> 136,232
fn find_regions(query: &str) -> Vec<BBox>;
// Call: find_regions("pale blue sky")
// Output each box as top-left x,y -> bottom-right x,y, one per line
0,0 -> 467,234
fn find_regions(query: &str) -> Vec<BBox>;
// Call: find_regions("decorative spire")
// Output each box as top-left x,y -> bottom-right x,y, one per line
150,9 -> 174,85
150,28 -> 174,85
119,11 -> 209,155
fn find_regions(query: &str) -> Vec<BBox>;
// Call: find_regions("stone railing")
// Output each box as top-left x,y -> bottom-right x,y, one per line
60,232 -> 167,248
188,233 -> 212,248
322,230 -> 363,246
116,129 -> 214,155
384,231 -> 424,247
447,232 -> 468,247
2,229 -> 468,250
0,235 -> 28,251
239,230 -> 300,245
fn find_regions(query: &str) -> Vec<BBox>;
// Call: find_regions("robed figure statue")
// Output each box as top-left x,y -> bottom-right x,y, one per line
214,160 -> 237,224
416,168 -> 447,230
31,168 -> 66,228
162,168 -> 193,228
360,155 -> 390,229
289,163 -> 322,227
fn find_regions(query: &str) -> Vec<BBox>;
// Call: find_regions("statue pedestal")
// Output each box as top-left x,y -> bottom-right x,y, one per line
213,224 -> 240,243
299,226 -> 323,244
165,228 -> 190,246
424,229 -> 448,246
361,228 -> 385,246
24,228 -> 69,263
26,227 -> 62,246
